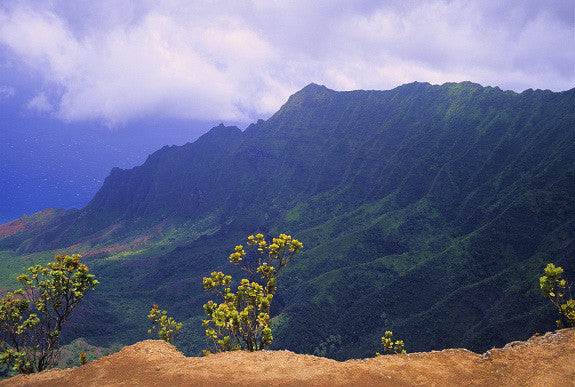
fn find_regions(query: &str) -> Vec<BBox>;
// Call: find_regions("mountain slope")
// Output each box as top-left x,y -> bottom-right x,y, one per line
0,82 -> 574,358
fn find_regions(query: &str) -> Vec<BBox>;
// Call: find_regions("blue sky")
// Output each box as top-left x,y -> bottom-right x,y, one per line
1,0 -> 573,127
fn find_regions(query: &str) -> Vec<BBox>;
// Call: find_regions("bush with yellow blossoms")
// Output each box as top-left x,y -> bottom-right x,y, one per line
0,254 -> 99,374
147,304 -> 182,343
376,331 -> 406,356
540,263 -> 575,328
202,234 -> 302,354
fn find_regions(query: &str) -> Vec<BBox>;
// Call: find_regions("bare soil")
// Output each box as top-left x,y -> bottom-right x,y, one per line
3,328 -> 574,386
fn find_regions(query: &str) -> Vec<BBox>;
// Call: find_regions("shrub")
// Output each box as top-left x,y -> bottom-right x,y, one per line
540,263 -> 575,328
201,233 -> 303,354
0,254 -> 99,374
313,334 -> 342,358
79,351 -> 87,366
147,305 -> 182,343
376,331 -> 406,355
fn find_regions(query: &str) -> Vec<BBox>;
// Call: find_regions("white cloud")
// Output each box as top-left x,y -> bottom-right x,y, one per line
329,1 -> 574,91
27,91 -> 52,112
0,1 -> 572,126
0,3 -> 287,124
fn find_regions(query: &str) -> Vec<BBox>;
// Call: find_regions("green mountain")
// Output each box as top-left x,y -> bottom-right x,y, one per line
1,81 -> 574,359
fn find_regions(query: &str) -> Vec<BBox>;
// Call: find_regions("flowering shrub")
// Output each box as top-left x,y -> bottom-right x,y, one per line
0,254 -> 99,374
540,263 -> 575,328
147,305 -> 182,343
202,233 -> 303,354
376,331 -> 406,355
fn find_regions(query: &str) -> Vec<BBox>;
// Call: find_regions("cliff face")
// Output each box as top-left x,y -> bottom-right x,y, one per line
4,329 -> 574,386
10,83 -> 575,255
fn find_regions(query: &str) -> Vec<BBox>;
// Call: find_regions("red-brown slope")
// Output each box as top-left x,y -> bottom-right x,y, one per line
0,209 -> 67,239
4,328 -> 574,386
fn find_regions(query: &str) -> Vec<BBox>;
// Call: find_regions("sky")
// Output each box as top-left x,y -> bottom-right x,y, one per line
0,0 -> 574,127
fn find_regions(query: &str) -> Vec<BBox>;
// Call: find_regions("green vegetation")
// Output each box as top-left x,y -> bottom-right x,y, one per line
202,234 -> 302,354
57,338 -> 122,369
376,331 -> 406,355
0,251 -> 56,289
0,254 -> 99,374
0,82 -> 574,360
540,263 -> 575,328
147,305 -> 182,343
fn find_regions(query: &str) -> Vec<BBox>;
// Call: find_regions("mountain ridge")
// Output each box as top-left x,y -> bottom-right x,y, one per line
0,81 -> 574,359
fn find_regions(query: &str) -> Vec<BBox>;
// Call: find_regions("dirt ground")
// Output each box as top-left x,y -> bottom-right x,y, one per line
3,328 -> 574,386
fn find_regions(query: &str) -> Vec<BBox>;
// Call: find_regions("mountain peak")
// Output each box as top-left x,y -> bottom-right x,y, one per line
300,82 -> 331,92
273,83 -> 336,117
296,83 -> 335,100
193,123 -> 242,145
204,123 -> 241,137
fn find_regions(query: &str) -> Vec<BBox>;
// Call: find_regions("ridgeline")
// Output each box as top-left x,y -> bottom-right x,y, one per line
0,81 -> 574,359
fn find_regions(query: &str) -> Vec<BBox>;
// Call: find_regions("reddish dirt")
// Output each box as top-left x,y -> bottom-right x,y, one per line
3,328 -> 574,386
0,208 -> 65,238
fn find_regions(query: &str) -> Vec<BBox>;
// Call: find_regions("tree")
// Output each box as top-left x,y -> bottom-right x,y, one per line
202,233 -> 303,354
540,263 -> 575,328
0,254 -> 99,374
376,331 -> 406,355
147,305 -> 182,344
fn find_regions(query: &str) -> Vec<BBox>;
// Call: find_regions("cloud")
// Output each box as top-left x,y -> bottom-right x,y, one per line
328,1 -> 575,90
27,91 -> 52,112
0,85 -> 14,100
0,2 -> 285,124
0,1 -> 572,126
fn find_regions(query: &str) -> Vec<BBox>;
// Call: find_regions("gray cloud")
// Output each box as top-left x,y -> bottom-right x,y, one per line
0,0 -> 572,125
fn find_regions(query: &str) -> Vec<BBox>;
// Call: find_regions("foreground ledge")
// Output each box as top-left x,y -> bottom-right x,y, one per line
3,328 -> 574,386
